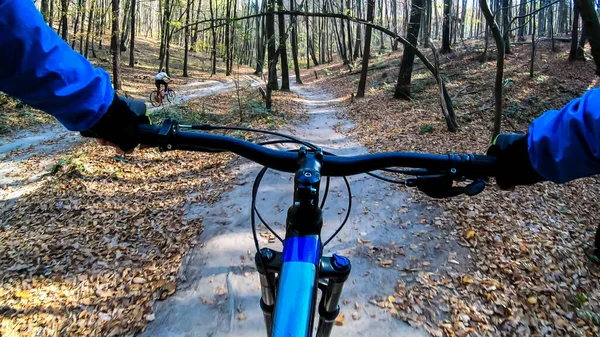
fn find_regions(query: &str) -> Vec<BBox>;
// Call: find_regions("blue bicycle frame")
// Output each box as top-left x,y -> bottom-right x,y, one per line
272,236 -> 320,337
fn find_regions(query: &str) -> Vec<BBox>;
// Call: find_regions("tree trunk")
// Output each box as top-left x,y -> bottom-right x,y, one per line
85,0 -> 95,58
72,0 -> 82,48
353,0 -> 362,60
60,0 -> 68,41
518,0 -> 526,40
530,18 -> 536,77
460,0 -> 467,38
395,0 -> 424,99
569,5 -> 579,61
503,0 -> 511,53
347,0 -> 354,56
129,0 -> 137,67
392,0 -> 399,50
41,0 -> 50,23
120,0 -> 131,51
278,0 -> 290,89
291,0 -> 303,83
255,0 -> 266,74
78,0 -> 87,54
225,0 -> 232,75
210,0 -> 217,74
112,0 -> 121,90
357,0 -> 375,98
267,0 -> 279,89
441,0 -> 452,53
49,0 -> 54,28
577,19 -> 587,60
183,0 -> 192,75
549,2 -> 556,50
574,0 -> 600,74
480,0 -> 504,139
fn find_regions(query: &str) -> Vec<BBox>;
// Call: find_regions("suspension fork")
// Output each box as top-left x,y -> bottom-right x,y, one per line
255,248 -> 282,337
316,255 -> 352,337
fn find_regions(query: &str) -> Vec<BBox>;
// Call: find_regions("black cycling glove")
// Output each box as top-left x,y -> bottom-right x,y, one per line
486,133 -> 545,190
81,94 -> 150,152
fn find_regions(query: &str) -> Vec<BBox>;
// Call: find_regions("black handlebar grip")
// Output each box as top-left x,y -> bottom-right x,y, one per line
137,124 -> 161,146
470,154 -> 498,177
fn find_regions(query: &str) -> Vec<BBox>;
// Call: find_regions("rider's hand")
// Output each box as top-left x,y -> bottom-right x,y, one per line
486,133 -> 545,190
80,94 -> 150,153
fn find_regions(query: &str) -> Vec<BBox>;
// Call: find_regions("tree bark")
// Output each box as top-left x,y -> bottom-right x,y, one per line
577,18 -> 587,60
267,0 -> 279,89
480,0 -> 504,139
209,0 -> 217,74
278,0 -> 290,89
183,0 -> 193,75
441,0 -> 452,53
357,0 -> 375,98
60,0 -> 68,41
569,5 -> 579,61
518,0 -> 526,40
574,0 -> 600,74
85,0 -> 95,58
225,0 -> 232,75
291,0 -> 302,83
503,0 -> 511,53
395,0 -> 424,99
41,0 -> 50,23
112,0 -> 121,90
129,0 -> 137,67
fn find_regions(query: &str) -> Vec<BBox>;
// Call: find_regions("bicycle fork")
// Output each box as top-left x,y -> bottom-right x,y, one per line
255,249 -> 352,337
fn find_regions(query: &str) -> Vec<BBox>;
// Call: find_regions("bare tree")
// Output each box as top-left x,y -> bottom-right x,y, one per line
395,0 -> 424,99
357,0 -> 375,98
441,0 -> 452,53
112,0 -> 122,90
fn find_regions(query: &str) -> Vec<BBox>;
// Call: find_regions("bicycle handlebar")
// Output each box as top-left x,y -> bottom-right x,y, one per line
137,120 -> 498,179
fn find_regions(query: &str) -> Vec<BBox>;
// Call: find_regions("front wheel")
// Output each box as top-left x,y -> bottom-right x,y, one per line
149,91 -> 162,107
167,88 -> 176,100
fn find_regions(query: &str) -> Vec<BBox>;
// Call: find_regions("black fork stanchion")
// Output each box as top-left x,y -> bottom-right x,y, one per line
255,248 -> 282,337
315,255 -> 352,337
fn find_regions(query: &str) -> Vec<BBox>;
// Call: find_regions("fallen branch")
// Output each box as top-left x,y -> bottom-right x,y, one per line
429,39 -> 458,132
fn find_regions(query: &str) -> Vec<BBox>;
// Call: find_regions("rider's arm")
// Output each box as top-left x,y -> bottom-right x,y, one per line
0,0 -> 114,131
528,87 -> 600,183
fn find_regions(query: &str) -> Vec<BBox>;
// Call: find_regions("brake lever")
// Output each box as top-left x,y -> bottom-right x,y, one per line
406,175 -> 487,199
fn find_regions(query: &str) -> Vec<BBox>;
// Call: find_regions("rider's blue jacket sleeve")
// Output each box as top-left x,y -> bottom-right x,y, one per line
0,0 -> 114,131
528,87 -> 600,183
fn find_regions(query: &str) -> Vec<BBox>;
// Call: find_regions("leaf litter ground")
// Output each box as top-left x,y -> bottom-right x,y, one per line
0,86 -> 306,336
300,40 -> 600,336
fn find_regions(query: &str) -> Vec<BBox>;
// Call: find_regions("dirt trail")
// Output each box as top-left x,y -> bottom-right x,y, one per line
140,83 -> 457,337
0,77 -> 260,207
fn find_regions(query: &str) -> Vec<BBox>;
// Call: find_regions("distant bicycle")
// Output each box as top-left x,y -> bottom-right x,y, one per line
150,88 -> 176,107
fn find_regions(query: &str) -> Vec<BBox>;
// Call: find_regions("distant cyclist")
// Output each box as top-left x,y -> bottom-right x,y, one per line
155,69 -> 170,95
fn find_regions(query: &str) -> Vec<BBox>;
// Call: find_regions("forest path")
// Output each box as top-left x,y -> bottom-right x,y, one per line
140,81 -> 444,337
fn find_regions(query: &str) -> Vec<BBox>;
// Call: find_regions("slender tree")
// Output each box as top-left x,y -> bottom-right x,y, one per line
60,0 -> 69,41
129,0 -> 137,67
441,0 -> 452,53
569,5 -> 580,61
357,0 -> 375,97
277,0 -> 290,89
291,0 -> 303,83
266,0 -> 279,89
395,0 -> 424,99
112,0 -> 121,90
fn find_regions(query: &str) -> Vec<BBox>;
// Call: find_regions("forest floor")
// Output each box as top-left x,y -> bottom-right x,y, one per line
1,36 -> 600,337
0,38 -> 307,336
296,39 -> 600,336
